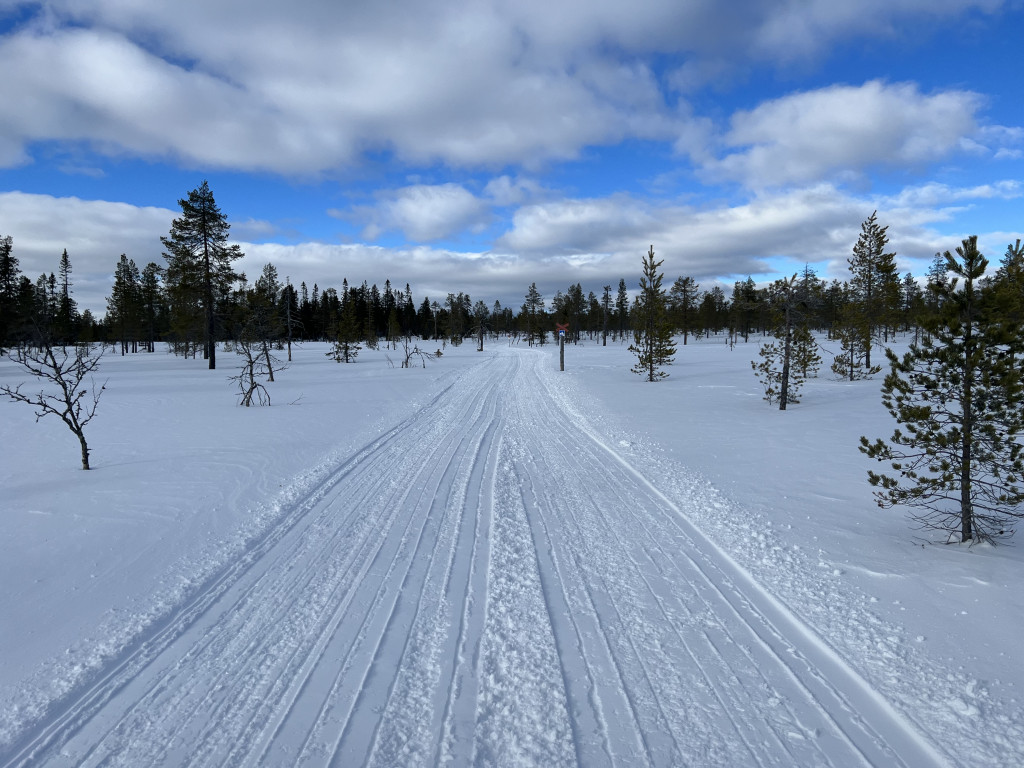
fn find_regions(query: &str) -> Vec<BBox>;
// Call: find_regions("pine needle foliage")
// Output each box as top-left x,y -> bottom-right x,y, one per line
860,236 -> 1024,543
630,245 -> 676,381
752,339 -> 806,406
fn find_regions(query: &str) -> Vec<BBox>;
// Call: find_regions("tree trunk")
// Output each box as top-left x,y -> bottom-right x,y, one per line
961,325 -> 974,542
77,430 -> 91,470
780,316 -> 793,411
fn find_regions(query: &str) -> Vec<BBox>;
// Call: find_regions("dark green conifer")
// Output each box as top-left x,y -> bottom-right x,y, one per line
630,245 -> 676,381
860,236 -> 1024,543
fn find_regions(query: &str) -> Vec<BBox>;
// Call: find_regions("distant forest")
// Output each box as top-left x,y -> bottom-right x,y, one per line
0,184 -> 1021,373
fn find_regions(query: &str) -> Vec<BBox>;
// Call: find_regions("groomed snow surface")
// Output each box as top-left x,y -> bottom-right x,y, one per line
1,336 -> 1021,767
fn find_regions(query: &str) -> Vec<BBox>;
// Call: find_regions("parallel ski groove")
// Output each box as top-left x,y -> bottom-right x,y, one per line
2,348 -> 949,768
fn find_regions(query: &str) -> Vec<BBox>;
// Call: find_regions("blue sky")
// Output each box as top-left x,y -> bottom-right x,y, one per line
0,0 -> 1021,314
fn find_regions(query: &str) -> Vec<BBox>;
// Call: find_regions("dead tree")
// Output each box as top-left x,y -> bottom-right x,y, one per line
1,340 -> 105,469
229,337 -> 275,406
400,335 -> 432,368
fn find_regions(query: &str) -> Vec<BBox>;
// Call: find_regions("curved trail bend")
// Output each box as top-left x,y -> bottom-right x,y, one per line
3,347 -> 946,767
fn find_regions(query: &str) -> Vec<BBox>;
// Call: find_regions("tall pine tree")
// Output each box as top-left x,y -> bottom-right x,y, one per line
630,245 -> 676,381
161,181 -> 243,369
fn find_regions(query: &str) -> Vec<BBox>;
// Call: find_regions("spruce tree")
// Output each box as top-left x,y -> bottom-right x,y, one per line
329,281 -> 361,363
752,274 -> 814,409
629,245 -> 676,381
860,236 -> 1024,543
107,254 -> 142,355
55,248 -> 77,345
669,275 -> 699,345
0,235 -> 20,349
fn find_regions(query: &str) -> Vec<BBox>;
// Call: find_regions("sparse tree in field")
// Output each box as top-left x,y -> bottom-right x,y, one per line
860,236 -> 1024,543
630,245 -> 676,381
161,180 -> 243,369
399,335 -> 432,368
752,340 -> 803,406
751,274 -> 809,409
230,334 -> 275,407
1,332 -> 105,469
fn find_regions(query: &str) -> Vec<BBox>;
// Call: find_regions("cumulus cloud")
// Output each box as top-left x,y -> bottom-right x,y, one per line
0,192 -> 175,314
355,184 -> 490,242
0,1 -> 1008,175
699,81 -> 983,189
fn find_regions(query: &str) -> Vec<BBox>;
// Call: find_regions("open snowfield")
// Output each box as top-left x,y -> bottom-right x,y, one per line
1,335 -> 1022,767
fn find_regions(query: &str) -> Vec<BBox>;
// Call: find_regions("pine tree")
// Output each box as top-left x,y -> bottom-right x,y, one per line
848,211 -> 899,366
752,340 -> 805,406
522,283 -> 545,346
161,180 -> 243,369
328,281 -> 361,363
669,275 -> 699,345
752,274 -> 817,408
860,236 -> 1024,543
600,285 -> 612,346
615,279 -> 629,341
792,325 -> 822,379
830,315 -> 880,381
630,245 -> 676,381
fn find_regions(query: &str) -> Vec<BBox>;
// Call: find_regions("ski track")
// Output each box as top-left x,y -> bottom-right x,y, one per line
0,346 -> 950,768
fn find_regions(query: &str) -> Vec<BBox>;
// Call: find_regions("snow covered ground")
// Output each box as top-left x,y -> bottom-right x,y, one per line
0,335 -> 1021,766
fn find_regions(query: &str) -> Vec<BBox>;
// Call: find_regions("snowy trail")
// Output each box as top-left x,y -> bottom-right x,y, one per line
1,347 -> 948,768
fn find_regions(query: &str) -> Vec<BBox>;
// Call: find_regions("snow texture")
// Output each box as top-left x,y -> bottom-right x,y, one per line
1,337 -> 1021,767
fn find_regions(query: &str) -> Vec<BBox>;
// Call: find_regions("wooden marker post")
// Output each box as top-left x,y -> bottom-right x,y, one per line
555,323 -> 569,371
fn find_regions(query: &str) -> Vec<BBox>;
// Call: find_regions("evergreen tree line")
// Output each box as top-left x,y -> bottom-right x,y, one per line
2,215 -> 1000,361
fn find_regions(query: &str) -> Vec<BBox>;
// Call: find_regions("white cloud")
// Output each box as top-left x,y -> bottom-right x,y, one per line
483,176 -> 547,207
882,180 -> 1021,209
0,1 -> 1008,175
702,81 -> 983,189
354,184 -> 490,242
0,192 -> 175,314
